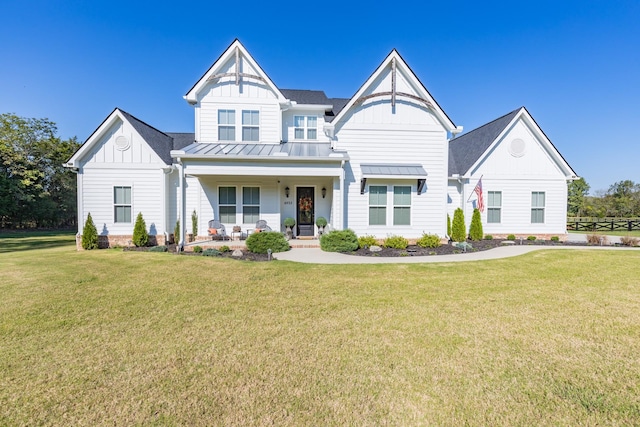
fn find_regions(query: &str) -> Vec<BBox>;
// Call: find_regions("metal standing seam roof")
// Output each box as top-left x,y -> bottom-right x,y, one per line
173,142 -> 349,160
361,164 -> 427,177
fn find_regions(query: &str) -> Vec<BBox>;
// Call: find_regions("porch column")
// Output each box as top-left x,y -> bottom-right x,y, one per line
178,159 -> 186,249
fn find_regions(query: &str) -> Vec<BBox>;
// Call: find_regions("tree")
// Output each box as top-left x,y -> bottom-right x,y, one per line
451,208 -> 466,242
567,178 -> 590,217
81,213 -> 98,250
469,208 -> 483,241
447,214 -> 452,238
191,210 -> 198,237
608,180 -> 640,217
132,213 -> 149,247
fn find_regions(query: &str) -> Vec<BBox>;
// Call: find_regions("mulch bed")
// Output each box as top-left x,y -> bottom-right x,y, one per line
124,243 -> 272,261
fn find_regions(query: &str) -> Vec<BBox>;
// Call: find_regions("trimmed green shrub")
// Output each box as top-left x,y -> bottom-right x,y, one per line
283,217 -> 295,227
451,208 -> 466,243
383,235 -> 409,249
174,220 -> 180,244
219,245 -> 231,252
416,233 -> 441,248
149,245 -> 167,252
132,213 -> 149,247
81,213 -> 99,250
484,235 -> 493,240
527,235 -> 537,241
358,235 -> 378,249
447,214 -> 452,238
191,210 -> 198,237
202,248 -> 221,256
246,231 -> 290,254
469,208 -> 483,241
315,217 -> 328,227
550,236 -> 560,242
507,234 -> 516,241
320,229 -> 358,252
193,245 -> 203,253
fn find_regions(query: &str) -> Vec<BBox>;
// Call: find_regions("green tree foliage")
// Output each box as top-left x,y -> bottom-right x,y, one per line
571,180 -> 640,218
567,178 -> 590,217
469,208 -> 483,241
132,213 -> 149,247
245,231 -> 290,254
0,113 -> 79,228
451,208 -> 466,242
81,213 -> 98,250
320,229 -> 359,252
447,214 -> 452,237
191,210 -> 198,237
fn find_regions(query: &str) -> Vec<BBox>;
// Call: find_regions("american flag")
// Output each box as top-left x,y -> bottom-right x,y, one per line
473,178 -> 484,212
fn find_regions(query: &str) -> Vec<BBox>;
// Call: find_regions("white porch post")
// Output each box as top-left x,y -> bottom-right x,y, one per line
340,160 -> 346,230
178,158 -> 186,249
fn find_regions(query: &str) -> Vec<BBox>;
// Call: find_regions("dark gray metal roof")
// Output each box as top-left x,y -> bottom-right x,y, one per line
361,164 -> 427,177
173,142 -> 348,161
448,108 -> 520,176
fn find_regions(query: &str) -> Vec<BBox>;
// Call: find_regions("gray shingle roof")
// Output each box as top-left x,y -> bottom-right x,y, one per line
448,108 -> 521,176
173,141 -> 348,161
280,89 -> 330,105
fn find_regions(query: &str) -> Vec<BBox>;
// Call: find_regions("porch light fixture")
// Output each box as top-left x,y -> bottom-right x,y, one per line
285,187 -> 290,198
322,187 -> 326,198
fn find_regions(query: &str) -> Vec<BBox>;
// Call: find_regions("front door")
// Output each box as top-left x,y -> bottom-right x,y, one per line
297,187 -> 315,237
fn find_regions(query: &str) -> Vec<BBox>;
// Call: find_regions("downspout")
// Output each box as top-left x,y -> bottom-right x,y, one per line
340,160 -> 346,230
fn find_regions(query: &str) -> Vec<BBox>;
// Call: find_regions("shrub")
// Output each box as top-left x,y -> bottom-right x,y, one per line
384,235 -> 409,249
451,208 -> 466,242
283,217 -> 295,227
219,245 -> 231,252
484,235 -> 493,240
149,245 -> 167,252
320,229 -> 358,252
316,217 -> 328,227
550,236 -> 560,242
447,214 -> 452,238
527,235 -> 537,241
358,235 -> 378,249
246,231 -> 290,254
416,233 -> 441,248
193,245 -> 203,253
507,234 -> 516,241
132,213 -> 149,247
174,220 -> 180,244
620,236 -> 640,247
81,213 -> 99,250
586,234 -> 609,245
469,208 -> 483,241
202,248 -> 221,256
191,210 -> 198,237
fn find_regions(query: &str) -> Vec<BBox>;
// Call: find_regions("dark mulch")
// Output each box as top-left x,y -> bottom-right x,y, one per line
124,243 -> 271,261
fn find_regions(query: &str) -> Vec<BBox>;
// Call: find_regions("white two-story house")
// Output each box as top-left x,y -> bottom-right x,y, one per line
65,39 -> 577,248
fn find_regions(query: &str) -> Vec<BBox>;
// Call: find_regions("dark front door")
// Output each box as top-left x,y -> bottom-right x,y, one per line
297,187 -> 315,237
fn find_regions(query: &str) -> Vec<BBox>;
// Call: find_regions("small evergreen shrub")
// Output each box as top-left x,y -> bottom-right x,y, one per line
527,235 -> 537,241
191,210 -> 198,237
320,229 -> 358,252
484,235 -> 493,240
132,213 -> 149,247
220,245 -> 231,252
193,245 -> 203,253
358,235 -> 378,249
315,217 -> 328,227
620,236 -> 640,246
174,220 -> 180,244
149,245 -> 167,252
507,234 -> 516,241
469,208 -> 483,241
246,231 -> 290,254
81,213 -> 99,250
202,248 -> 221,256
416,233 -> 441,248
447,214 -> 452,237
383,235 -> 409,249
451,208 -> 466,243
283,217 -> 295,227
550,236 -> 560,242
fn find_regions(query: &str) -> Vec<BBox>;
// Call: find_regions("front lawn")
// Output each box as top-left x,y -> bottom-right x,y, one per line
1,236 -> 639,425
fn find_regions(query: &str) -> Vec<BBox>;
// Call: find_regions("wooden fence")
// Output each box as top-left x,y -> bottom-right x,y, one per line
567,218 -> 640,232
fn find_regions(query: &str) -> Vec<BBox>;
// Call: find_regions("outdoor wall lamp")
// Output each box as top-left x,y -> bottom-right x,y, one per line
322,187 -> 326,198
285,186 -> 290,198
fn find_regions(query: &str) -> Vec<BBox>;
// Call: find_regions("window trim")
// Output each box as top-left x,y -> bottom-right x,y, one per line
368,185 -> 387,226
293,115 -> 318,140
218,109 -> 236,141
531,191 -> 545,224
393,185 -> 411,226
487,191 -> 502,224
242,186 -> 260,224
113,186 -> 132,223
242,110 -> 259,142
218,186 -> 237,224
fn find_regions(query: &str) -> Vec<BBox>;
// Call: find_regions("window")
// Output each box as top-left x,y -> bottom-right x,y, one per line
242,187 -> 260,224
242,110 -> 259,141
219,186 -> 236,223
531,191 -> 545,223
393,186 -> 411,225
218,110 -> 235,141
114,186 -> 131,223
487,191 -> 502,223
369,185 -> 387,225
294,116 -> 317,140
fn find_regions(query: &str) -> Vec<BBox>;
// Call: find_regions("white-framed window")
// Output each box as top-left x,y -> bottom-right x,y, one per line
114,186 -> 132,223
219,186 -> 236,223
218,110 -> 236,141
242,110 -> 259,141
242,187 -> 260,224
393,186 -> 411,225
369,185 -> 387,226
531,191 -> 545,223
487,191 -> 502,223
294,115 -> 317,140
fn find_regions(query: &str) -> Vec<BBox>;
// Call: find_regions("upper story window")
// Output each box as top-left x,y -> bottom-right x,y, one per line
242,110 -> 259,141
294,116 -> 317,140
218,110 -> 235,141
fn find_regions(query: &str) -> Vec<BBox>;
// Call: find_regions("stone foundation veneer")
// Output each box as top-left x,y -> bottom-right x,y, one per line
75,234 -> 167,250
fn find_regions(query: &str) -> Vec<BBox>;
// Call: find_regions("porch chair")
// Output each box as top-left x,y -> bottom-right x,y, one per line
208,220 -> 230,241
254,219 -> 272,233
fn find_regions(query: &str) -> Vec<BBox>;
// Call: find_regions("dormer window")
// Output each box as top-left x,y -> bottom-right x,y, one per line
294,116 -> 317,140
218,110 -> 236,141
242,110 -> 259,141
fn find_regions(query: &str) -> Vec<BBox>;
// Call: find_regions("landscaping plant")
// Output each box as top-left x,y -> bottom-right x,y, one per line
81,213 -> 98,250
416,233 -> 441,248
383,235 -> 409,249
246,231 -> 290,254
320,229 -> 358,252
469,208 -> 483,241
451,208 -> 466,242
357,235 -> 378,249
132,212 -> 149,247
191,210 -> 198,238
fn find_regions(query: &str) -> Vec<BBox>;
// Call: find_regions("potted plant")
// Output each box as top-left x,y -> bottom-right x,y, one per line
315,216 -> 327,236
284,217 -> 295,240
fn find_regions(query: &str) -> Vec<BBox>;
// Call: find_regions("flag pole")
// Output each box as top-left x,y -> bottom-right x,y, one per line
467,175 -> 483,203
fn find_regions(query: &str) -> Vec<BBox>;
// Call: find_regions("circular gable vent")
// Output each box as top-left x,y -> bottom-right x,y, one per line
115,135 -> 130,151
509,138 -> 526,157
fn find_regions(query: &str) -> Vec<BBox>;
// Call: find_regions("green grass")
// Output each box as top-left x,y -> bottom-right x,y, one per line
569,229 -> 640,237
1,234 -> 640,425
0,229 -> 76,253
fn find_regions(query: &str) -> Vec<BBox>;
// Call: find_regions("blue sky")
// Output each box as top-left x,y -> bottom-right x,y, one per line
2,0 -> 638,193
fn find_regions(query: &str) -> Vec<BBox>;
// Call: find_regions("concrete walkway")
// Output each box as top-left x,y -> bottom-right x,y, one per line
275,234 -> 636,264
